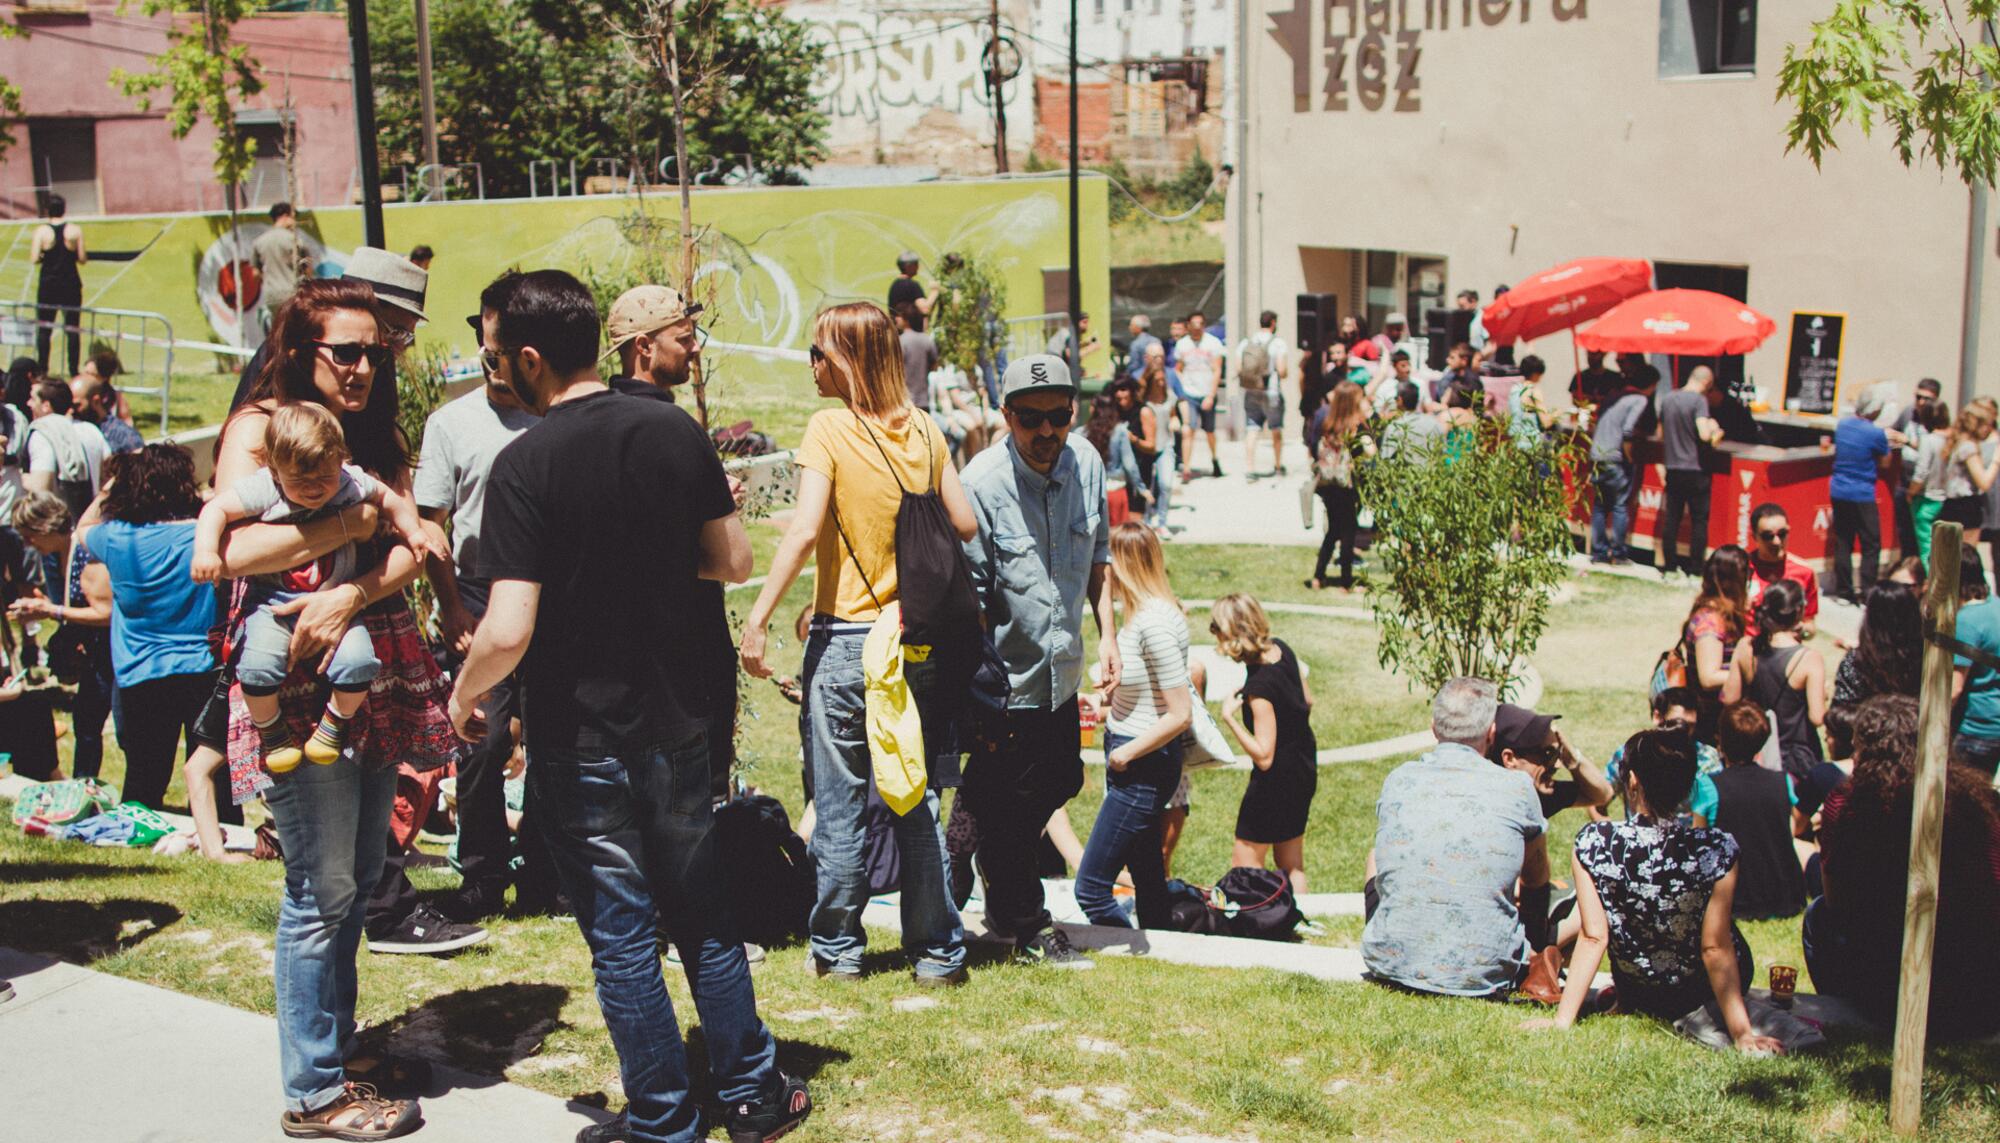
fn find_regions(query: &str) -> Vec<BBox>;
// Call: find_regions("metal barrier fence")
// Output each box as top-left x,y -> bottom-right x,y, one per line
1006,312 -> 1070,363
0,302 -> 175,436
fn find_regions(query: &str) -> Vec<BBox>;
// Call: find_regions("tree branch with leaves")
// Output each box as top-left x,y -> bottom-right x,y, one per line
1779,0 -> 2000,186
112,0 -> 264,193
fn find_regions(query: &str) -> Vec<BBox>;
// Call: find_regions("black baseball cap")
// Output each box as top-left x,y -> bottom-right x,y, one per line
1489,703 -> 1559,764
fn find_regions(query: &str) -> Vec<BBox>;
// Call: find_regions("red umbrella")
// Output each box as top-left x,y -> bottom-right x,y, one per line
1482,257 -> 1653,346
1575,289 -> 1777,357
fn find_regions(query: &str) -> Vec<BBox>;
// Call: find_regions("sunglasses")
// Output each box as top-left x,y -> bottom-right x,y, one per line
311,341 -> 392,368
480,347 -> 513,377
1758,527 -> 1790,542
381,326 -> 416,351
809,345 -> 827,365
1009,405 -> 1075,430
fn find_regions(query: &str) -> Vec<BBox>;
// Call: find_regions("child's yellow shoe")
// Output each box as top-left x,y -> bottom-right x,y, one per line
303,730 -> 345,766
263,742 -> 305,774
304,715 -> 349,765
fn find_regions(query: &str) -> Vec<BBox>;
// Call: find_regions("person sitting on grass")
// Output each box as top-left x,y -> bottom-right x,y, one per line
1487,702 -> 1612,820
1074,522 -> 1191,929
1533,726 -> 1785,1054
192,403 -> 440,772
1363,677 -> 1551,998
1213,592 -> 1317,896
1807,695 -> 2000,1040
1709,703 -> 1807,920
1600,687 -> 1721,826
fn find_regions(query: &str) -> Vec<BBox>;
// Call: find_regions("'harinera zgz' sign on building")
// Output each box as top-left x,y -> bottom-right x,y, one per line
1267,0 -> 1588,112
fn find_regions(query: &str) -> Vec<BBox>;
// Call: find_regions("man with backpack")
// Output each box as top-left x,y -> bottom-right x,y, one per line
22,380 -> 105,521
958,353 -> 1119,968
1236,310 -> 1290,478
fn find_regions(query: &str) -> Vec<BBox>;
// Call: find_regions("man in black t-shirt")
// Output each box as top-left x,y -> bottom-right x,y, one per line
604,283 -> 743,798
449,270 -> 810,1143
887,250 -> 934,330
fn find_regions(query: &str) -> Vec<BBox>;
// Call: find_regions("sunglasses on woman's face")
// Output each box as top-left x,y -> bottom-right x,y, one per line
809,345 -> 827,364
1010,405 -> 1075,430
311,341 -> 392,369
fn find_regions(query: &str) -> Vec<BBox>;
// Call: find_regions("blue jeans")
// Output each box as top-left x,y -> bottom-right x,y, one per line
531,724 -> 779,1142
802,621 -> 965,976
1590,461 -> 1634,562
237,596 -> 379,694
1074,732 -> 1183,929
1953,733 -> 2000,777
264,752 -> 398,1114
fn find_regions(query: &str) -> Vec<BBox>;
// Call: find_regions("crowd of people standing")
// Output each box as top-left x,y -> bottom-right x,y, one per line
8,235 -> 1999,1141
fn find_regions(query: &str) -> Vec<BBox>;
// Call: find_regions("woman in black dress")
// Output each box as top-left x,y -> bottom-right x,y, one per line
1212,592 -> 1318,894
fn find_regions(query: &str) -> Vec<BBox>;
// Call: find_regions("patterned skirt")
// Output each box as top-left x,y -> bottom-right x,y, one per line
225,591 -> 461,805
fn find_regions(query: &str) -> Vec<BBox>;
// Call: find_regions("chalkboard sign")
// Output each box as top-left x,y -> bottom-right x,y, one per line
1784,311 -> 1846,415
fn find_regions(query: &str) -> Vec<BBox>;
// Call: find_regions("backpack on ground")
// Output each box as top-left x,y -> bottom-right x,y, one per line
1236,335 -> 1272,388
1212,867 -> 1305,940
712,794 -> 815,946
1162,869 -> 1304,941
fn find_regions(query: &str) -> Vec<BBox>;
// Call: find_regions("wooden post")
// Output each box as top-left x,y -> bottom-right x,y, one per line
1890,520 -> 1962,1135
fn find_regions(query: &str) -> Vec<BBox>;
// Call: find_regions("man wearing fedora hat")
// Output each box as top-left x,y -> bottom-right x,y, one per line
230,246 -> 429,411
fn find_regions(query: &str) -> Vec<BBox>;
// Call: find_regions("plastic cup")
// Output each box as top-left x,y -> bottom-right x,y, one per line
1768,964 -> 1797,1008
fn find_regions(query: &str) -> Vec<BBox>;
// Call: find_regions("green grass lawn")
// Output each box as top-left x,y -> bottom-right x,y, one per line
5,553 -> 1998,1140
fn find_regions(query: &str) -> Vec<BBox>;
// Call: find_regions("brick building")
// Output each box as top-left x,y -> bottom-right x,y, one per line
0,1 -> 356,218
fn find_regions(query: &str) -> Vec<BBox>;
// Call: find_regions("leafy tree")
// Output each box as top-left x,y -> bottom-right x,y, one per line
1779,1 -> 2000,186
111,0 -> 264,193
0,20 -> 23,165
1356,422 -> 1586,697
368,0 -> 827,199
931,251 -> 1009,383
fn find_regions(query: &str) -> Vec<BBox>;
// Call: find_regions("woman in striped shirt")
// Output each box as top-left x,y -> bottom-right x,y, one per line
1073,521 -> 1194,929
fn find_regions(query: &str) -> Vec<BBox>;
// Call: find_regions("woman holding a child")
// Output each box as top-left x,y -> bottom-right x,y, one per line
209,276 -> 456,1139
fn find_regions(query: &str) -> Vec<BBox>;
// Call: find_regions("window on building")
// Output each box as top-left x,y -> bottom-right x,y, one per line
238,117 -> 292,209
27,120 -> 98,215
1660,0 -> 1756,78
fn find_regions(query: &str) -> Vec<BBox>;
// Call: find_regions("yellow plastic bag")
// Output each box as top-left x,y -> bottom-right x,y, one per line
863,602 -> 927,816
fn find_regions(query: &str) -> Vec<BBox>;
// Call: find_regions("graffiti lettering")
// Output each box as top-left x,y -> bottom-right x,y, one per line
804,15 -> 991,125
1275,0 -> 1584,111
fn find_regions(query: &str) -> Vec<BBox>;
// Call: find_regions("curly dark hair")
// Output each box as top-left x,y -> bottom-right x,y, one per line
1849,581 -> 1922,701
99,443 -> 203,524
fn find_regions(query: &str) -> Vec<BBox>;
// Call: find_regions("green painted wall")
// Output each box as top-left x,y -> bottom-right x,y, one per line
0,175 -> 1111,378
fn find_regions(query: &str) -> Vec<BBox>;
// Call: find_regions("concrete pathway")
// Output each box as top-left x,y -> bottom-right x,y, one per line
1163,437 -> 1322,547
0,947 -> 612,1143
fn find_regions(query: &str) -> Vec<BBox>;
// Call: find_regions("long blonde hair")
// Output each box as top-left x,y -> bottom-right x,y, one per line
814,302 -> 909,420
1210,592 -> 1275,663
1109,521 -> 1180,616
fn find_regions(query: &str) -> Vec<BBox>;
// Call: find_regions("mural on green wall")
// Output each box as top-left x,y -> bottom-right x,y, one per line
0,176 -> 1110,384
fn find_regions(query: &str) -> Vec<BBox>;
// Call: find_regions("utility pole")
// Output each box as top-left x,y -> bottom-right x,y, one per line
1231,0 -> 1248,349
414,0 -> 441,200
347,0 -> 386,249
1067,0 -> 1080,368
988,0 -> 1008,173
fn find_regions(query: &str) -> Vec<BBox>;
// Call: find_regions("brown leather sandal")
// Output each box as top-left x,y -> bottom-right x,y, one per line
279,1083 -> 423,1140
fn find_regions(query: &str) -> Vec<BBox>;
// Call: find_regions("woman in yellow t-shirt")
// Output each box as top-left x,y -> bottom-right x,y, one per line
740,301 -> 978,984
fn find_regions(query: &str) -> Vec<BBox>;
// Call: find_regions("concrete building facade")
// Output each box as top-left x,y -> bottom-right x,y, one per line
1226,0 -> 2000,409
0,2 -> 357,219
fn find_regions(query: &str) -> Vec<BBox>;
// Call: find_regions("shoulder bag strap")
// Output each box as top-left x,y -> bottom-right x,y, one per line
827,505 -> 885,616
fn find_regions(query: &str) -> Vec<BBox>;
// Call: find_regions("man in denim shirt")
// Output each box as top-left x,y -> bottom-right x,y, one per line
958,353 -> 1119,967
